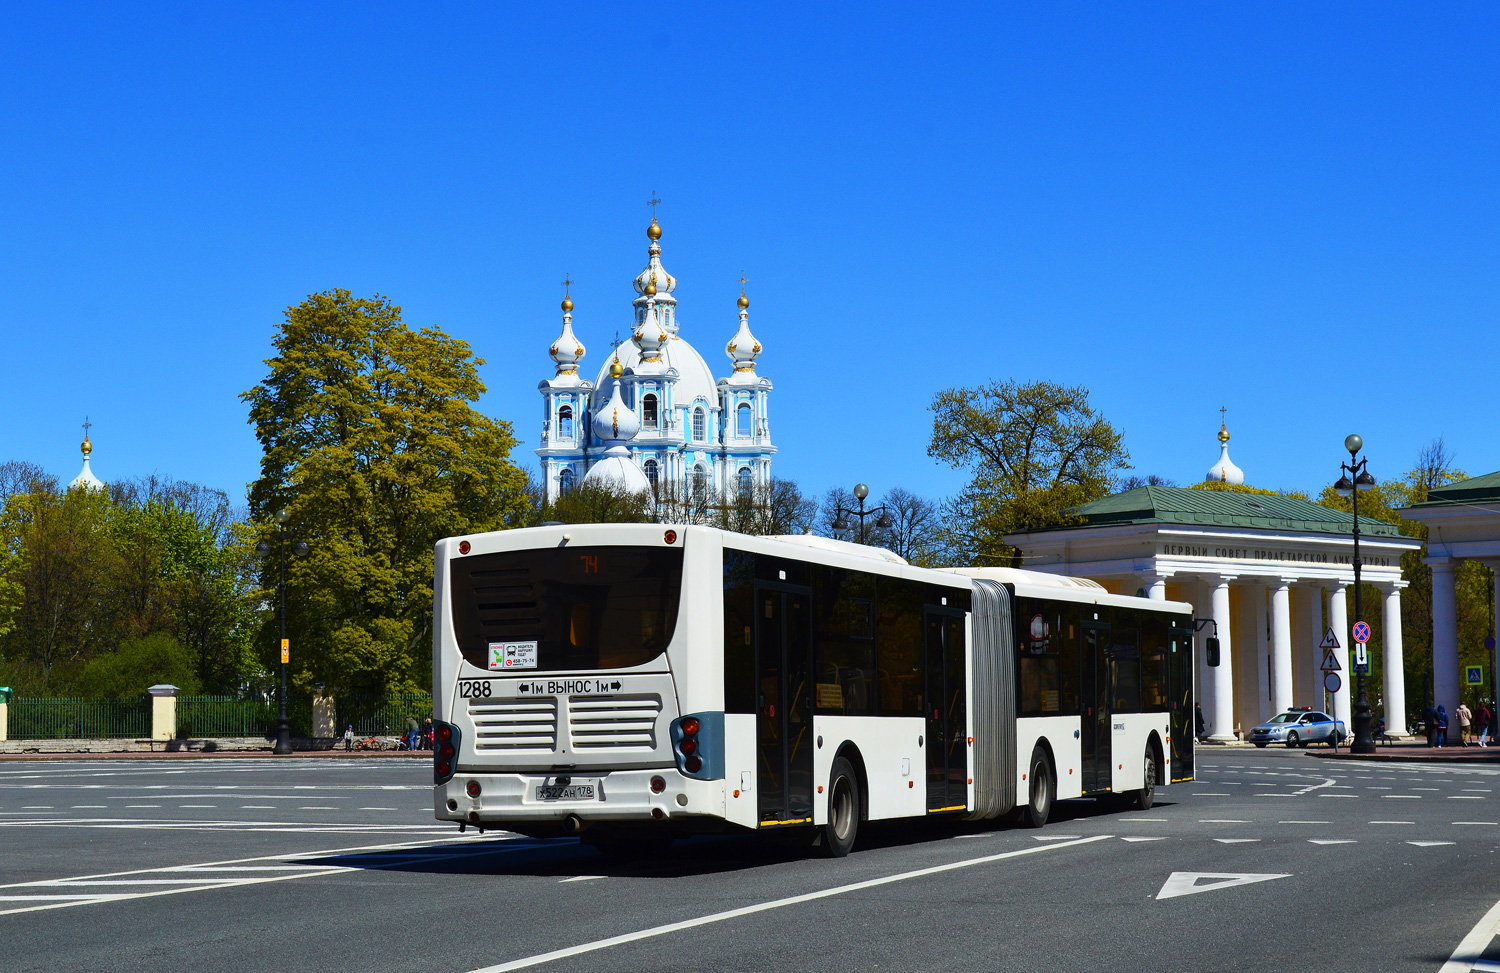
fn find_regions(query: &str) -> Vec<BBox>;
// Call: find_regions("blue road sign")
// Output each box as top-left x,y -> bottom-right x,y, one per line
1487,635 -> 1497,652
1352,621 -> 1371,644
1468,666 -> 1484,686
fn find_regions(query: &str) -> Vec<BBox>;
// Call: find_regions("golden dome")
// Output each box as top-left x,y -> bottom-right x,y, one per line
1218,423 -> 1230,444
737,290 -> 749,310
80,437 -> 93,456
561,295 -> 573,312
647,217 -> 662,241
609,358 -> 624,379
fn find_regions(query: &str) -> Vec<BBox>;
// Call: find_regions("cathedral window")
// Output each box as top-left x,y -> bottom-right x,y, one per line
736,402 -> 752,437
642,393 -> 658,429
693,407 -> 706,442
738,466 -> 753,495
643,458 -> 658,491
692,465 -> 708,510
558,467 -> 575,496
558,405 -> 573,439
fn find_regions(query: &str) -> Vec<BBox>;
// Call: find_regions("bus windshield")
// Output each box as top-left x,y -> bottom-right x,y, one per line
449,545 -> 683,673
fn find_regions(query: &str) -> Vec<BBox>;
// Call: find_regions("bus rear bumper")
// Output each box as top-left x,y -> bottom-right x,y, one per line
434,768 -> 724,833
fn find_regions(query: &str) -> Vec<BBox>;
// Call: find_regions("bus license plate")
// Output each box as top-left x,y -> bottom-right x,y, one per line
536,783 -> 596,801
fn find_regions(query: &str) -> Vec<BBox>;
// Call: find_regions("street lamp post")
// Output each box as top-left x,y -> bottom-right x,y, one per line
256,509 -> 309,757
831,483 -> 893,546
1335,435 -> 1378,755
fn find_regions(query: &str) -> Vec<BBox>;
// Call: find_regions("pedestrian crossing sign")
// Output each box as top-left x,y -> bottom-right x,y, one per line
1468,666 -> 1484,686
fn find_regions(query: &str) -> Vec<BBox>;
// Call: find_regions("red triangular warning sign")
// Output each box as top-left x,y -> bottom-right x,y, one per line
1321,648 -> 1341,672
1320,627 -> 1340,650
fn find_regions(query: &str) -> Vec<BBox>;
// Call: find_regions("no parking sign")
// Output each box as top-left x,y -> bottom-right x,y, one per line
1352,621 -> 1371,644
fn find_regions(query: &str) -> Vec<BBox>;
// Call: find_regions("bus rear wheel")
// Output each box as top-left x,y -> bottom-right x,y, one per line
1018,746 -> 1053,828
815,756 -> 860,858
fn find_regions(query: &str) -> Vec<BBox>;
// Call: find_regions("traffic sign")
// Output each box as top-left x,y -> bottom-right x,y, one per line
1467,666 -> 1484,686
1487,635 -> 1497,652
1320,649 -> 1341,672
1354,643 -> 1369,674
1324,672 -> 1342,694
280,638 -> 289,664
1352,621 -> 1371,644
1320,628 -> 1340,650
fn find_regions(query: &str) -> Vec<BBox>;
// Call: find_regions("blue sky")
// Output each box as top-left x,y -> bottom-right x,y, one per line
2,3 -> 1497,509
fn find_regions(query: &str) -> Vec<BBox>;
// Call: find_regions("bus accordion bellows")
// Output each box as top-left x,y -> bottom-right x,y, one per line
431,523 -> 1195,856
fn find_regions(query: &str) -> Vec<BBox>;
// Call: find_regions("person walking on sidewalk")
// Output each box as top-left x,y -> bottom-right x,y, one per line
1424,702 -> 1438,748
1482,703 -> 1496,748
344,725 -> 355,751
1436,705 -> 1449,748
1195,703 -> 1207,742
406,715 -> 420,752
1457,701 -> 1473,747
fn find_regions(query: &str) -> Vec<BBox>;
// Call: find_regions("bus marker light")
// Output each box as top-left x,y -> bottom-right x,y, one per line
466,780 -> 482,798
650,776 -> 666,793
652,807 -> 664,820
685,755 -> 702,773
1021,774 -> 1026,780
681,717 -> 700,735
458,540 -> 470,554
680,738 -> 697,755
908,781 -> 913,788
818,785 -> 824,793
733,790 -> 740,798
663,530 -> 677,544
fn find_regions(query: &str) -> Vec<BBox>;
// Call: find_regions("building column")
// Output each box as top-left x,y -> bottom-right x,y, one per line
1146,572 -> 1169,601
1431,557 -> 1460,745
1326,582 -> 1351,727
1270,581 -> 1294,715
1253,583 -> 1271,725
1209,577 -> 1237,742
1382,583 -> 1409,737
1295,585 -> 1321,708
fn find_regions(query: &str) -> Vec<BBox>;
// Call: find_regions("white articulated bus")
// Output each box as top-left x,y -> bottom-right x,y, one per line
431,523 -> 1195,856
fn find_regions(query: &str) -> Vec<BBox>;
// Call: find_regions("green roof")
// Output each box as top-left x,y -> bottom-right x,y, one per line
1032,485 -> 1404,537
1404,470 -> 1500,508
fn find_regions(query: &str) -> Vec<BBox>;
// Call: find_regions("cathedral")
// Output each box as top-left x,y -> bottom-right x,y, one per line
536,209 -> 775,505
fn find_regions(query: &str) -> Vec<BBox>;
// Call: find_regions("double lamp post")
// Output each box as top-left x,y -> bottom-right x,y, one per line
1334,434 -> 1378,755
831,483 -> 892,544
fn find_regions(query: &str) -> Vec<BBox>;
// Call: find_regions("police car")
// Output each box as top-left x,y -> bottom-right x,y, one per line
1249,708 -> 1348,748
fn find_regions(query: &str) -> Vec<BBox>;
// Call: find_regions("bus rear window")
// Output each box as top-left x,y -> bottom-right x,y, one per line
449,546 -> 684,672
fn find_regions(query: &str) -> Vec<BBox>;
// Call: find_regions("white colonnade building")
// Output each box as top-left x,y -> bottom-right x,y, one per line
1400,471 -> 1500,734
1006,424 -> 1421,742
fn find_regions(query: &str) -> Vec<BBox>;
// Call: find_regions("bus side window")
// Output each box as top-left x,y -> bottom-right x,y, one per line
877,577 -> 924,717
1110,627 -> 1141,713
813,567 -> 876,716
1140,615 -> 1170,711
723,549 -> 756,714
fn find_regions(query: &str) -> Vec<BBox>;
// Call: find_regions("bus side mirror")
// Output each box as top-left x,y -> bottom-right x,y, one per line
1206,637 -> 1221,668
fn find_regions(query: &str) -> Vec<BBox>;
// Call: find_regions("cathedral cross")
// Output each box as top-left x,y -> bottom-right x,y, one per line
82,416 -> 92,438
648,192 -> 660,219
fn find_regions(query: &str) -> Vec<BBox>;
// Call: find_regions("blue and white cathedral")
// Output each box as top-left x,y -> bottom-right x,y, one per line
536,212 -> 775,504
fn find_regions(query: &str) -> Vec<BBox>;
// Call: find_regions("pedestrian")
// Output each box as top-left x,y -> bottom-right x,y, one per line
1424,701 -> 1438,748
423,717 -> 434,750
1436,705 -> 1449,748
1479,703 -> 1493,748
1195,702 -> 1207,742
1457,701 -> 1473,747
343,724 -> 355,751
406,715 -> 420,752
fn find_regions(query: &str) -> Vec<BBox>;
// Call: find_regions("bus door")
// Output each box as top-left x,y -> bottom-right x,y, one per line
924,608 -> 968,812
1080,623 -> 1112,792
755,584 -> 814,826
1168,618 -> 1195,779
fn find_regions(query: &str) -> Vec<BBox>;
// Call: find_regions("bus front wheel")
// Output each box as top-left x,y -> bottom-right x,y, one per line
816,756 -> 860,858
1123,746 -> 1156,811
1018,747 -> 1054,828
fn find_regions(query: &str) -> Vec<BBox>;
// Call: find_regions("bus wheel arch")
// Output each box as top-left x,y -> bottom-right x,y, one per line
816,753 -> 861,857
833,742 -> 870,824
1017,741 -> 1055,828
1146,731 -> 1165,786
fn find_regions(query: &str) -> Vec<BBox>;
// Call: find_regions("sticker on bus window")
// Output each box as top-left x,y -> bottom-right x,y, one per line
816,683 -> 844,708
489,641 -> 538,671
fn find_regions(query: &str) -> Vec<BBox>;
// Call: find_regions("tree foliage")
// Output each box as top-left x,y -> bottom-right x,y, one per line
928,379 -> 1130,565
0,472 -> 255,696
242,290 -> 529,695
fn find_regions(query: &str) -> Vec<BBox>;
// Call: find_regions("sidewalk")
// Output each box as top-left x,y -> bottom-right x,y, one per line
1306,741 -> 1500,764
0,739 -> 431,761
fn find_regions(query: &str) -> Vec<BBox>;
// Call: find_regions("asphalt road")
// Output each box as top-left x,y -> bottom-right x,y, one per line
3,748 -> 1499,972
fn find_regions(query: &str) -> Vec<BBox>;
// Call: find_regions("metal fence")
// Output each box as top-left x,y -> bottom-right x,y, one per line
337,693 -> 433,737
8,697 -> 151,739
175,696 -> 273,738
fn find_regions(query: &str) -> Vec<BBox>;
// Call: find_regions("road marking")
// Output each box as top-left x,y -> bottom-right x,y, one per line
1450,796 -> 1486,800
1156,871 -> 1288,900
1369,820 -> 1415,825
1120,817 -> 1167,822
298,806 -> 341,810
1213,838 -> 1260,844
0,835 -> 517,915
242,806 -> 276,809
178,805 -> 216,809
468,835 -> 1112,972
1384,795 -> 1423,799
1464,789 -> 1493,793
1278,821 -> 1330,825
1454,822 -> 1499,826
559,875 -> 604,883
1192,793 -> 1230,796
1120,837 -> 1166,842
1368,786 -> 1392,790
1309,839 -> 1356,845
359,807 -> 399,811
71,805 -> 106,809
125,805 -> 160,808
1199,819 -> 1250,824
1319,794 -> 1358,798
21,806 -> 53,810
1032,835 -> 1081,841
1408,841 -> 1455,847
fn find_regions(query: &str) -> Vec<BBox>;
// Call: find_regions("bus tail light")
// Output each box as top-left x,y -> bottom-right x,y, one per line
650,776 -> 666,793
466,780 -> 482,798
434,721 -> 460,785
671,713 -> 721,781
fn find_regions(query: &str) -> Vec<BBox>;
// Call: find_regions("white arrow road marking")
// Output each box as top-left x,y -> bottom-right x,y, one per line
469,835 -> 1112,972
1156,872 -> 1290,900
1309,839 -> 1357,845
1408,841 -> 1456,847
1213,838 -> 1260,844
1032,835 -> 1081,841
1440,894 -> 1500,972
1120,837 -> 1166,842
559,875 -> 604,883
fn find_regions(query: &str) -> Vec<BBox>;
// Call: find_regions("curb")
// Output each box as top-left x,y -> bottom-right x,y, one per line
1305,748 -> 1500,765
0,748 -> 430,762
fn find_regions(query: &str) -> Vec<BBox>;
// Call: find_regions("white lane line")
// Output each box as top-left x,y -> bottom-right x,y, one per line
298,806 -> 341,810
1464,789 -> 1493,793
21,806 -> 53,810
1213,838 -> 1260,844
1369,820 -> 1415,825
470,835 -> 1113,972
178,805 -> 216,809
1319,794 -> 1358,798
1291,777 -> 1337,797
1455,822 -> 1499,826
559,876 -> 604,883
1309,839 -> 1356,845
1368,786 -> 1392,790
1408,841 -> 1456,847
125,805 -> 160,809
1120,818 -> 1167,822
71,805 -> 106,809
359,807 -> 399,811
1384,795 -> 1423,799
1192,793 -> 1230,796
1120,837 -> 1166,842
1451,796 -> 1486,800
242,806 -> 275,809
1278,821 -> 1330,825
1032,835 -> 1081,841
1200,819 -> 1251,824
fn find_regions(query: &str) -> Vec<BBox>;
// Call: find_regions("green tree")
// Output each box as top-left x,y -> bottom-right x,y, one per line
242,290 -> 528,696
534,481 -> 655,525
928,379 -> 1130,565
76,632 -> 202,699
